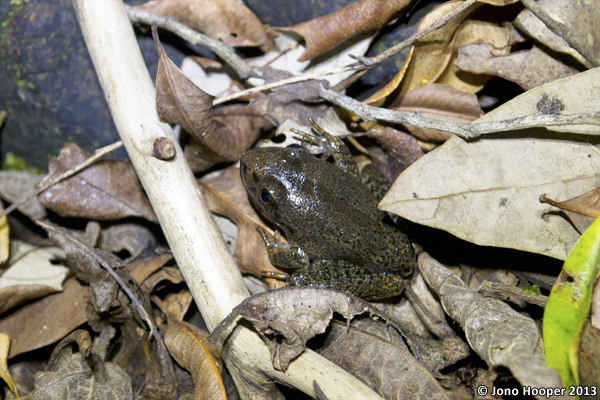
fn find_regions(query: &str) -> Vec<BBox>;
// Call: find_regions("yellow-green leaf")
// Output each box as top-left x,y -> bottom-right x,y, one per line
543,215 -> 600,389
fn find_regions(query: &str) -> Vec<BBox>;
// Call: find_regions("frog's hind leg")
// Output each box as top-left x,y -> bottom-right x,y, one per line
289,260 -> 404,301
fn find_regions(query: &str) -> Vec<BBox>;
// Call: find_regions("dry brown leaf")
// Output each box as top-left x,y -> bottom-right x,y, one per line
579,321 -> 600,389
276,0 -> 411,62
22,329 -> 132,400
540,189 -> 600,234
388,83 -> 483,142
419,253 -> 565,393
184,104 -> 272,172
367,126 -> 424,182
0,210 -> 8,266
0,277 -> 88,359
141,266 -> 185,293
316,320 -> 449,400
37,143 -> 157,222
513,0 -> 600,67
138,0 -> 270,50
455,43 -> 580,90
98,223 -> 157,261
436,20 -> 511,93
128,254 -> 174,286
162,289 -> 193,321
198,166 -> 286,286
0,171 -> 46,220
164,316 -> 226,400
209,286 -> 398,371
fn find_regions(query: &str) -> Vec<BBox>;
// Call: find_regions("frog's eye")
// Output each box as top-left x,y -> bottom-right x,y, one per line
260,189 -> 273,205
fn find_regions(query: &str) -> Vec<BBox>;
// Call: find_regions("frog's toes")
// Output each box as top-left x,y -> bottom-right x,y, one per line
256,227 -> 290,252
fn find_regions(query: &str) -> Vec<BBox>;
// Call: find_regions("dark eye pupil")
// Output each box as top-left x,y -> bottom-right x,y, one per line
260,190 -> 271,204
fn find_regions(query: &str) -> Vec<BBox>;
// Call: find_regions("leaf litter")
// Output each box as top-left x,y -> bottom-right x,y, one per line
6,0 -> 600,398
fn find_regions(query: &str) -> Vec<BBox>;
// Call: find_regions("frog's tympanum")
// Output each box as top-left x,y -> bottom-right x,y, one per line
240,120 -> 417,300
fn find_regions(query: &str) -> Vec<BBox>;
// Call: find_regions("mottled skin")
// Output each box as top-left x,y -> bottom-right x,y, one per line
240,124 -> 416,300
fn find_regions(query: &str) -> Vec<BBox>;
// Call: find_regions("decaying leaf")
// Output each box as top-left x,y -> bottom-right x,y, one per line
0,334 -> 18,397
276,0 -> 410,62
0,277 -> 88,359
162,289 -> 194,321
198,166 -> 286,285
249,68 -> 329,126
163,316 -> 226,400
138,0 -> 271,50
152,28 -> 270,171
316,320 -> 449,400
419,253 -> 565,392
209,286 -> 398,371
381,69 -> 600,260
0,241 -> 68,315
455,43 -> 580,90
513,0 -> 600,68
128,253 -> 174,287
366,126 -> 424,182
540,189 -> 600,234
388,83 -> 483,142
22,329 -> 132,400
544,215 -> 600,387
98,223 -> 157,261
37,143 -> 157,222
0,171 -> 46,220
579,321 -> 600,389
436,20 -> 511,93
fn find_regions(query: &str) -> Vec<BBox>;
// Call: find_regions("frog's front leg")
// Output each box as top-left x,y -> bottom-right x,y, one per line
289,260 -> 404,301
257,227 -> 310,269
292,118 -> 359,177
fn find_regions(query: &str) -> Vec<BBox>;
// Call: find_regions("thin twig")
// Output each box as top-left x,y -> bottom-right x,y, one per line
320,87 -> 600,139
125,4 -> 259,79
0,140 -> 124,220
36,220 -> 160,341
520,0 -> 597,68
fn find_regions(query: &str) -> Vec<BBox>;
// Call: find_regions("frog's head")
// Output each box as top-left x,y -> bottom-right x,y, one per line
240,146 -> 314,228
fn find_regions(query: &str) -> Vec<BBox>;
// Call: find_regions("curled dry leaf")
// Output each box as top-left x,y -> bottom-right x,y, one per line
163,316 -> 226,400
277,0 -> 411,62
436,20 -> 510,93
540,189 -> 600,234
316,320 -> 449,400
138,0 -> 270,49
209,286 -> 398,371
128,253 -> 174,287
0,171 -> 46,220
418,253 -> 565,394
388,83 -> 483,142
152,28 -> 271,171
98,223 -> 157,261
365,0 -> 481,104
513,0 -> 600,68
198,165 -> 286,286
37,143 -> 157,222
0,277 -> 88,359
455,43 -> 580,90
380,69 -> 600,260
0,241 -> 68,315
22,330 -> 132,400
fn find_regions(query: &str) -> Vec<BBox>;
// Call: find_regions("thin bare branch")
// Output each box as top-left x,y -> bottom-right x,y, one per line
320,87 -> 600,139
0,140 -> 124,220
125,4 -> 259,79
520,0 -> 597,68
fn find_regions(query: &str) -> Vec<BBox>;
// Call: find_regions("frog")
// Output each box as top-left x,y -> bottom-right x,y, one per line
240,119 -> 417,300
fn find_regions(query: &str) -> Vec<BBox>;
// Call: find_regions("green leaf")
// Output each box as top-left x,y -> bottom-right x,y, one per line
543,215 -> 600,389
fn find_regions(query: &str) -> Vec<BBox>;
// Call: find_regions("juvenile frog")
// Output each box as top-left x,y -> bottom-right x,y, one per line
240,120 -> 416,300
